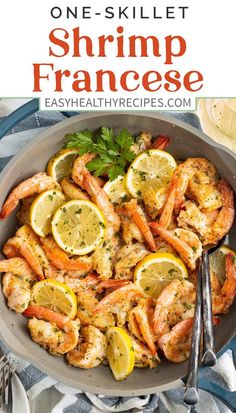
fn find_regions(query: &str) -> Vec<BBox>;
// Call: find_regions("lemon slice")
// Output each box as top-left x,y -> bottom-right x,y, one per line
31,279 -> 77,319
103,175 -> 130,204
47,149 -> 79,182
134,252 -> 188,299
126,149 -> 176,198
51,199 -> 105,255
106,327 -> 135,381
30,189 -> 66,237
210,245 -> 236,285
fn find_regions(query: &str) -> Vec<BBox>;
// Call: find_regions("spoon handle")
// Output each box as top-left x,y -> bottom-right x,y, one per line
201,251 -> 217,366
183,260 -> 202,405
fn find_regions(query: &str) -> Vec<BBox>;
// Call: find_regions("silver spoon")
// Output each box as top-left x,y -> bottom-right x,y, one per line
183,236 -> 226,405
183,258 -> 202,405
201,235 -> 226,366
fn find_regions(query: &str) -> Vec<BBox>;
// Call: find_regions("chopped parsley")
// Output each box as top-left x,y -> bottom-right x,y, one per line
64,127 -> 135,181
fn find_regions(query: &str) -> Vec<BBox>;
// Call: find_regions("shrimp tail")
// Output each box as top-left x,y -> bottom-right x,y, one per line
98,279 -> 130,291
152,135 -> 170,150
0,193 -> 18,219
40,237 -> 92,272
23,306 -> 68,329
221,253 -> 236,310
125,200 -> 156,252
221,179 -> 234,208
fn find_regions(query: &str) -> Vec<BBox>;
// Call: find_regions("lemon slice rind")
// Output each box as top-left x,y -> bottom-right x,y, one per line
210,245 -> 236,286
103,175 -> 130,204
51,199 -> 106,255
106,326 -> 135,381
31,279 -> 77,319
47,148 -> 79,183
134,252 -> 188,299
126,149 -> 176,199
30,189 -> 66,237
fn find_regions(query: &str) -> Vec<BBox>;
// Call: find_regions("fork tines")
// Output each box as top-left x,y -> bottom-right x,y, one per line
0,355 -> 13,409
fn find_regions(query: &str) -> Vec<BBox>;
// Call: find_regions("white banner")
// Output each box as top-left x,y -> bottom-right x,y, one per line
0,0 -> 235,110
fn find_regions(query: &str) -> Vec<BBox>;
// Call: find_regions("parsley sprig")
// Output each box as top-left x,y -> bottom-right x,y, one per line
64,127 -> 135,181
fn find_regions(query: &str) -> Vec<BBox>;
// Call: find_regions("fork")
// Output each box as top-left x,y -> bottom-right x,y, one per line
0,356 -> 13,412
183,236 -> 226,405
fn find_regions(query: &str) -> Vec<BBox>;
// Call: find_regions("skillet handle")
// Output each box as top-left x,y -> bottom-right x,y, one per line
0,99 -> 39,140
0,99 -> 77,140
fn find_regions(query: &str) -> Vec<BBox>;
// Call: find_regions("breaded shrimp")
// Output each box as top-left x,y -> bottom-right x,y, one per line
4,225 -> 52,280
23,306 -> 79,355
73,156 -> 120,279
203,180 -> 235,246
128,298 -> 157,355
159,158 -> 217,228
153,279 -> 195,337
93,284 -> 143,326
123,200 -> 156,252
114,243 -> 149,280
212,253 -> 236,314
40,236 -> 92,273
149,223 -> 202,270
0,173 -> 60,219
0,257 -> 36,313
158,318 -> 194,363
61,177 -> 90,201
67,325 -> 107,368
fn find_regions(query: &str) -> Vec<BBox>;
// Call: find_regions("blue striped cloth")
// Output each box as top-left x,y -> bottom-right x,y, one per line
0,109 -> 235,413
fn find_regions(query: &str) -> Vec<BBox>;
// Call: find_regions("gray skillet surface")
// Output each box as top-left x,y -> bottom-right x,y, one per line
0,112 -> 235,396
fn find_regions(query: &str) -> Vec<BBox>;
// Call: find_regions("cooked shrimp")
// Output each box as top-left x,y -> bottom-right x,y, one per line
73,157 -> 121,279
4,225 -> 52,280
40,236 -> 92,273
58,273 -> 128,295
67,325 -> 107,368
61,177 -> 89,201
128,298 -> 157,355
158,318 -> 194,363
159,158 -> 217,228
186,173 -> 222,212
212,253 -> 236,314
154,237 -> 176,254
0,173 -> 60,219
131,132 -> 152,155
159,166 -> 181,228
0,258 -> 36,313
71,153 -> 95,187
76,291 -> 115,330
71,153 -> 104,188
142,180 -> 168,219
121,215 -> 144,244
152,135 -> 170,150
126,332 -> 160,368
153,279 -> 195,337
23,306 -> 79,355
93,284 -> 143,326
68,275 -> 127,330
131,132 -> 169,155
80,168 -> 120,234
114,243 -> 149,280
177,201 -> 215,238
92,238 -> 119,281
17,195 -> 37,226
203,180 -> 235,246
149,223 -> 202,270
123,200 -> 156,252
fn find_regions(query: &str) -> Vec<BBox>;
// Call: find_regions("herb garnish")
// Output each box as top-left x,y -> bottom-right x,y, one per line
64,127 -> 135,181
